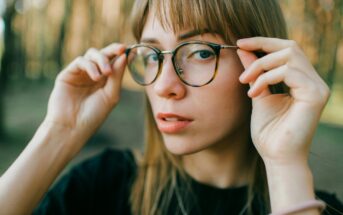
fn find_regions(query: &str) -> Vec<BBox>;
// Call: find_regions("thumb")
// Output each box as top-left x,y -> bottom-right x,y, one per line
104,53 -> 127,102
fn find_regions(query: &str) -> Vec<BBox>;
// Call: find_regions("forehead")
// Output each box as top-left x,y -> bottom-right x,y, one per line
141,11 -> 225,45
141,11 -> 186,39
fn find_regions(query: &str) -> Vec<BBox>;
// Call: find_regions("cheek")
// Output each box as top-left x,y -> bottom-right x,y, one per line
202,83 -> 251,126
226,53 -> 249,95
143,59 -> 251,155
199,57 -> 251,130
212,54 -> 249,101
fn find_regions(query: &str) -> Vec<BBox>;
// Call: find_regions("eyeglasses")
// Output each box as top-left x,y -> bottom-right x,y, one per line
125,41 -> 237,87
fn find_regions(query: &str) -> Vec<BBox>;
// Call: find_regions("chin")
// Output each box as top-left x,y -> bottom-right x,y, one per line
162,135 -> 210,156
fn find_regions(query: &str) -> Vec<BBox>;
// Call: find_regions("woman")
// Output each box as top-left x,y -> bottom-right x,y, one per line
0,0 -> 342,214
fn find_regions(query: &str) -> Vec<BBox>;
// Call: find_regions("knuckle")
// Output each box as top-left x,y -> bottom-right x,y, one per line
100,55 -> 109,64
88,61 -> 97,70
56,72 -> 64,81
106,43 -> 119,50
85,47 -> 97,56
285,61 -> 296,71
111,43 -> 126,51
306,81 -> 330,105
319,83 -> 331,102
288,40 -> 301,54
88,47 -> 97,52
288,40 -> 298,48
75,56 -> 84,63
284,47 -> 293,58
257,73 -> 267,85
82,60 -> 94,71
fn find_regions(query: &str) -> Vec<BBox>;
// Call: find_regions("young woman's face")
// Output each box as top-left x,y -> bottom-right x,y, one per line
143,13 -> 252,155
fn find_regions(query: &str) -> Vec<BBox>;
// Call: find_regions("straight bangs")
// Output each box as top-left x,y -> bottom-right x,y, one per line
131,0 -> 288,45
131,0 -> 237,44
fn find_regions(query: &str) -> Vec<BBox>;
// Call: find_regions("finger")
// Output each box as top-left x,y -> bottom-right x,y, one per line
84,48 -> 112,75
237,49 -> 258,71
100,43 -> 126,59
248,66 -> 285,97
240,48 -> 290,84
104,53 -> 127,100
62,57 -> 101,81
237,49 -> 271,97
237,37 -> 298,53
248,64 -> 306,98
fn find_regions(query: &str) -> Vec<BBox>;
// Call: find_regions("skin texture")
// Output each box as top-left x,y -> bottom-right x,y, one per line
0,12 -> 330,215
237,39 -> 330,213
142,13 -> 254,188
237,38 -> 330,164
142,13 -> 252,156
0,44 -> 128,215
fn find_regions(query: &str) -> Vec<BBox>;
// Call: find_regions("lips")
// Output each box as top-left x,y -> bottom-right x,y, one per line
156,113 -> 193,134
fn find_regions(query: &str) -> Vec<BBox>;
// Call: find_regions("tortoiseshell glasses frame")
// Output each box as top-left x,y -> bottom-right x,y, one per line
125,41 -> 238,87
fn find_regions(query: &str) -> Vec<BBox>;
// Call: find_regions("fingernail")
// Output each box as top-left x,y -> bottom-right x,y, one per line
239,72 -> 247,82
113,55 -> 125,69
237,38 -> 248,46
118,46 -> 126,53
247,88 -> 253,97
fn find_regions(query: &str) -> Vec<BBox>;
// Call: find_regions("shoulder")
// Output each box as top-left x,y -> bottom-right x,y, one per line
75,147 -> 137,176
34,148 -> 138,215
67,147 -> 138,195
316,190 -> 343,215
66,147 -> 137,184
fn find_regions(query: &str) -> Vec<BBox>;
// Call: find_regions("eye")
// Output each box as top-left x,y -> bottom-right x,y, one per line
189,50 -> 215,60
143,53 -> 159,65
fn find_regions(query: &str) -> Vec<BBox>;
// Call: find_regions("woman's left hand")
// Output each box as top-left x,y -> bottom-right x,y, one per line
237,37 -> 330,165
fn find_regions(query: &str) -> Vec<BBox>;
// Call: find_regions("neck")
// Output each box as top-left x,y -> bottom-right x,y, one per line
182,124 -> 254,189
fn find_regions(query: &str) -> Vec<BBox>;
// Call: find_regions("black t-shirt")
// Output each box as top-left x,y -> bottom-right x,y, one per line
33,148 -> 343,215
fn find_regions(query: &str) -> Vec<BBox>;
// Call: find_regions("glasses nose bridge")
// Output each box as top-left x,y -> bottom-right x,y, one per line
159,50 -> 174,61
156,49 -> 182,83
158,50 -> 177,71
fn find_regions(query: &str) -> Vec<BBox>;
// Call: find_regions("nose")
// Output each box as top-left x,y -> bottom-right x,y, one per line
153,56 -> 187,100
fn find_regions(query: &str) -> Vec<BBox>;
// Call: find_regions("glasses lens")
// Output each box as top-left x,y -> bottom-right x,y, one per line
175,43 -> 217,86
127,46 -> 159,85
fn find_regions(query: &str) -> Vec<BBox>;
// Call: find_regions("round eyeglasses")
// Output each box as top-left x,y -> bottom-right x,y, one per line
125,41 -> 237,87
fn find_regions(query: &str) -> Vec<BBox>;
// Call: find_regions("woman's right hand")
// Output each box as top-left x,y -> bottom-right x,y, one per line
0,44 -> 127,215
45,43 -> 127,141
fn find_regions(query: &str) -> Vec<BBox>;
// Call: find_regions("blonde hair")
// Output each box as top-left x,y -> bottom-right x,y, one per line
129,0 -> 288,214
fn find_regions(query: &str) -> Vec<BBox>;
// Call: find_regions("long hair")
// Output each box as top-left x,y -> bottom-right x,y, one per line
129,0 -> 288,214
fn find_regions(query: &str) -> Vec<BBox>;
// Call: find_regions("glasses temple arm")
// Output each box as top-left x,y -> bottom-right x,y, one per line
220,45 -> 238,49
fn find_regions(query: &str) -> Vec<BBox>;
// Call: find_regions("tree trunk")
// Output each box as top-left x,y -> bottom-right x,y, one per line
326,0 -> 343,90
0,3 -> 16,139
55,0 -> 73,70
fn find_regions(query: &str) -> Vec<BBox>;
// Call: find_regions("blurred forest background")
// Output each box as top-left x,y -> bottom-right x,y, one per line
0,0 -> 342,199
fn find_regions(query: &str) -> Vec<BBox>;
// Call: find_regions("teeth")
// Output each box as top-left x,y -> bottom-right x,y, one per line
164,117 -> 179,122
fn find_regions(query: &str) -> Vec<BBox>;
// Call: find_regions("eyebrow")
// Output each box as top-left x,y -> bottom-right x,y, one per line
140,30 -> 205,44
178,30 -> 203,40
